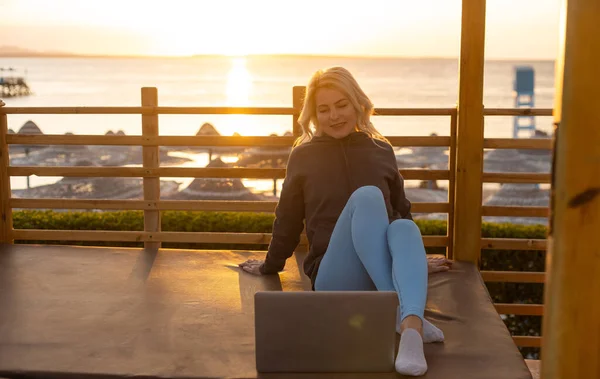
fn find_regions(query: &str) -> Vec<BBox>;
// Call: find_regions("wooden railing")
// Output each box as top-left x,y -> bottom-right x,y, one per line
0,87 -> 552,348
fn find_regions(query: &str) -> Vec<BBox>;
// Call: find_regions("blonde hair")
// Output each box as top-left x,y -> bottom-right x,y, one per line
294,66 -> 390,147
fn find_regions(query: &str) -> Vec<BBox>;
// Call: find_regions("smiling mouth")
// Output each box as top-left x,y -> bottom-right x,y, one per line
330,122 -> 346,129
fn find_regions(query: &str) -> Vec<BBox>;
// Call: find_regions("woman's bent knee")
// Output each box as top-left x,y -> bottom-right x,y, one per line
388,219 -> 421,237
350,185 -> 383,203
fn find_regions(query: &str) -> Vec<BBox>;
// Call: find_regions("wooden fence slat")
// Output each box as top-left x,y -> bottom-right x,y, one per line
495,303 -> 544,316
513,336 -> 542,348
8,166 -> 449,181
482,173 -> 551,184
481,271 -> 545,283
480,238 -> 547,251
9,198 -> 450,213
6,134 -> 455,148
482,206 -> 549,218
11,229 -> 448,247
1,106 -> 460,116
483,138 -> 553,150
484,108 -> 553,116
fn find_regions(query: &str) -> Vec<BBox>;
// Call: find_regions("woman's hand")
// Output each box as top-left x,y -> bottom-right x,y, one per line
238,259 -> 264,275
427,255 -> 452,274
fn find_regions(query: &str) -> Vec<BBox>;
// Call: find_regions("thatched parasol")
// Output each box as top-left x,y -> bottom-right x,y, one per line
13,159 -> 180,200
165,157 -> 260,200
235,133 -> 291,169
483,183 -> 549,225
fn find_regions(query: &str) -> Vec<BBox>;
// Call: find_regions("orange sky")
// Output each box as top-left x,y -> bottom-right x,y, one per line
2,0 -> 561,59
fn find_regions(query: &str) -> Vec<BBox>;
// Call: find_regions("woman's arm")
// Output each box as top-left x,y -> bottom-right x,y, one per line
258,150 -> 306,274
388,147 -> 413,220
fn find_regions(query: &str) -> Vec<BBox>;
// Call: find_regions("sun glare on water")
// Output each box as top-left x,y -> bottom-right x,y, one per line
221,57 -> 265,136
226,58 -> 252,106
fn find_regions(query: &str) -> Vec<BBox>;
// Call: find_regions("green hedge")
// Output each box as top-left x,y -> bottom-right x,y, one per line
12,210 -> 545,359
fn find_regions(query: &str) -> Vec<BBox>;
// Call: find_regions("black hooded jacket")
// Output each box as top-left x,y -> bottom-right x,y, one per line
259,131 -> 413,286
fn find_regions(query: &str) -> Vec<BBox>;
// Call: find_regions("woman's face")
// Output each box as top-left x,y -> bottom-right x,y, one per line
315,87 -> 358,139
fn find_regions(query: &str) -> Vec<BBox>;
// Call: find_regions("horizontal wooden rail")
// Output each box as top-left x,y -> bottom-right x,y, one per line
484,108 -> 553,116
0,106 -> 296,115
0,106 -> 457,116
5,134 -> 452,148
6,135 -> 294,147
481,271 -> 545,283
513,336 -> 542,348
482,173 -> 551,184
482,206 -> 549,218
495,303 -> 544,316
9,198 -> 450,213
11,229 -> 449,246
483,138 -> 553,150
373,108 -> 456,116
8,166 -> 450,181
9,166 -> 289,179
481,238 -> 547,251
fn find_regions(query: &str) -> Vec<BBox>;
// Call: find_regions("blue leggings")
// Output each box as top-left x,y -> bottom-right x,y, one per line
314,186 -> 428,321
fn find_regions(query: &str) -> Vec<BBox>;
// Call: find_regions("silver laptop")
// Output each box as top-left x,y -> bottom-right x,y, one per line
254,291 -> 398,373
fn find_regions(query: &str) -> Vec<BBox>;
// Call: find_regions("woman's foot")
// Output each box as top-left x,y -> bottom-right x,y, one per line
395,328 -> 428,376
397,310 -> 444,343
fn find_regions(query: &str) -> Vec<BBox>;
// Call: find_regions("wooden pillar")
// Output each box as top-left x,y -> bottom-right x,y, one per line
453,0 -> 486,264
0,105 -> 12,243
541,0 -> 600,378
292,86 -> 308,253
446,109 -> 458,260
141,88 -> 161,250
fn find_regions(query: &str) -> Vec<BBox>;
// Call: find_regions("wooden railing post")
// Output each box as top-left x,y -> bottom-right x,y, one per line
541,0 -> 600,377
0,104 -> 13,243
141,88 -> 160,250
292,86 -> 308,253
452,0 -> 486,264
446,109 -> 458,260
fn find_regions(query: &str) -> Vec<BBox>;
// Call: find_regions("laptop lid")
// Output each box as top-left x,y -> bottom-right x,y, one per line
254,291 -> 398,373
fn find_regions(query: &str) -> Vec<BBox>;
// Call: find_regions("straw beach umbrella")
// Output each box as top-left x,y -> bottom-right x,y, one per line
483,183 -> 549,225
166,158 -> 260,201
13,159 -> 180,200
483,148 -> 550,173
235,132 -> 292,169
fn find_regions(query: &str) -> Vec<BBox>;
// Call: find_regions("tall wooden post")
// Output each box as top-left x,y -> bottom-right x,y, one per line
453,0 -> 486,264
292,86 -> 308,253
142,88 -> 161,250
0,104 -> 12,243
541,0 -> 600,378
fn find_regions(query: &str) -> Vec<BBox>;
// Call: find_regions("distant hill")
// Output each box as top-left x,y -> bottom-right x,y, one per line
0,45 -> 75,58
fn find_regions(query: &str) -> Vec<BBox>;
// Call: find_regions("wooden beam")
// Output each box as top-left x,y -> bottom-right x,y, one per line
453,0 -> 486,264
542,1 -> 600,378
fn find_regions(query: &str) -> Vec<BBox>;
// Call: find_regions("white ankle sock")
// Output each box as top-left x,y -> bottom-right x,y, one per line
395,328 -> 428,376
396,312 -> 444,343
